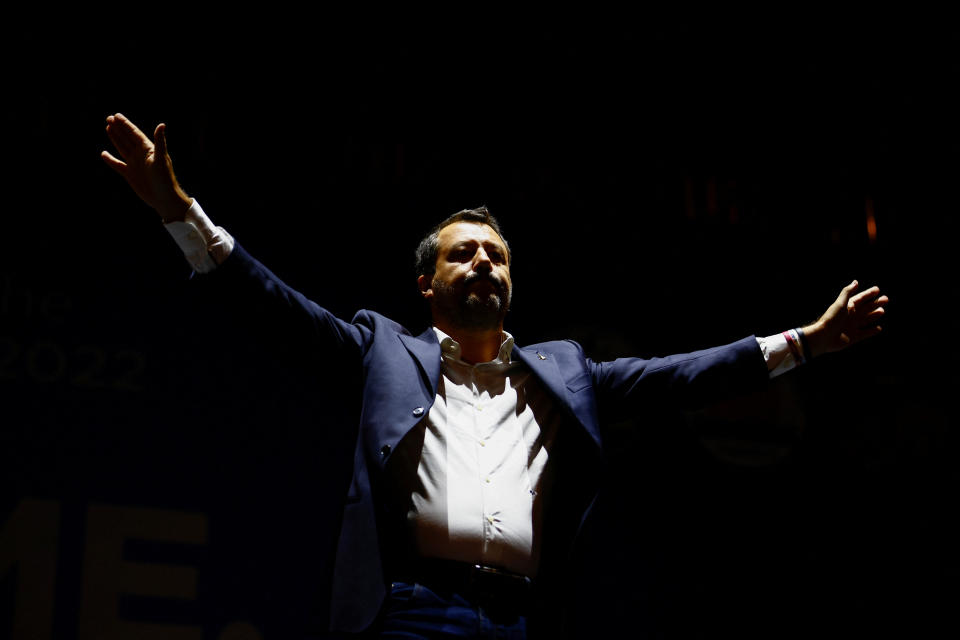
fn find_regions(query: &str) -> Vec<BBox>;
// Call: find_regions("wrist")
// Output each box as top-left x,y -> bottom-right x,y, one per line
157,192 -> 193,223
800,321 -> 826,358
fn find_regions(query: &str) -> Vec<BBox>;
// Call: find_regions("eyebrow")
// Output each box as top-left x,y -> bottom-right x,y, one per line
450,240 -> 505,251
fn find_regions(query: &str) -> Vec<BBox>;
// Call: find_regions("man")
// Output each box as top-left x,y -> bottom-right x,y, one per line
102,113 -> 887,638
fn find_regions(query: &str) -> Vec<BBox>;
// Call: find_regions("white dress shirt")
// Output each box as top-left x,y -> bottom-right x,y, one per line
383,328 -> 561,577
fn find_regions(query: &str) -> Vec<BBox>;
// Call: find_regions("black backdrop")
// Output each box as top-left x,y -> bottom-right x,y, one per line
2,16 -> 958,639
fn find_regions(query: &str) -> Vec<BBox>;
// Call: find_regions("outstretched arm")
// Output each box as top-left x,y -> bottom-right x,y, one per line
101,113 -> 370,355
802,280 -> 888,357
101,113 -> 193,222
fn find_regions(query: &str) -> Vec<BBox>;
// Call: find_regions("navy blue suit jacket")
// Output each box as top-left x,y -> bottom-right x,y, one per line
208,243 -> 770,634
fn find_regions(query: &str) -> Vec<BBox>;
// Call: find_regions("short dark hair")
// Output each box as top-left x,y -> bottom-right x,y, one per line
415,206 -> 511,278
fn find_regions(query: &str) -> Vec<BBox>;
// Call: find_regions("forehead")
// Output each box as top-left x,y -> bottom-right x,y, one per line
436,222 -> 506,252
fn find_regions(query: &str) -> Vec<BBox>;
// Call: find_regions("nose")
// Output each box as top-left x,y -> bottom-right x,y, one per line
472,247 -> 492,273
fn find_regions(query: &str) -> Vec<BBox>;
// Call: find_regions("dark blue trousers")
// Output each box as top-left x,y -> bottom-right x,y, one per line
373,581 -> 528,639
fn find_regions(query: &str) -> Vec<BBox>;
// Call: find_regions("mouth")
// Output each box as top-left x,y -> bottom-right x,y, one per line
468,279 -> 496,290
464,274 -> 501,289
465,280 -> 503,300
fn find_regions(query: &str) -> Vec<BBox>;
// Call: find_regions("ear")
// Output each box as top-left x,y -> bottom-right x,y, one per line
417,274 -> 433,300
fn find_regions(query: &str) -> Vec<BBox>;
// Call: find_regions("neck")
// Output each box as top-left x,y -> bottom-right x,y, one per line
433,319 -> 504,364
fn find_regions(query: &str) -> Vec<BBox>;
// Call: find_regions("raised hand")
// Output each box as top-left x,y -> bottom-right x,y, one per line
101,113 -> 193,222
804,280 -> 888,357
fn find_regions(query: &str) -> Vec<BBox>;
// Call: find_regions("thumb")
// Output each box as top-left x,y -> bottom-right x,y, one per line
154,123 -> 168,157
838,279 -> 858,305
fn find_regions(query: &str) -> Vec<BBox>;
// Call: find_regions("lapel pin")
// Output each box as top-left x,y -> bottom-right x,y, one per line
537,352 -> 547,360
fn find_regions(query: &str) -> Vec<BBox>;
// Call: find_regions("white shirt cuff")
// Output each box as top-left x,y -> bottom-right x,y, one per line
757,330 -> 807,379
163,200 -> 234,273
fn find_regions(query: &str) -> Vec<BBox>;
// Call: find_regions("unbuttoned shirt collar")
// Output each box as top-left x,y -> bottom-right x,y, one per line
432,327 -> 515,366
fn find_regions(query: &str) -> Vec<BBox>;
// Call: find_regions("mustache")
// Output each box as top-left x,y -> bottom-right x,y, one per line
463,272 -> 505,290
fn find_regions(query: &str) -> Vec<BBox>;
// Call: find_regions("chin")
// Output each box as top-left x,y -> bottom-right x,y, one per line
457,296 -> 507,330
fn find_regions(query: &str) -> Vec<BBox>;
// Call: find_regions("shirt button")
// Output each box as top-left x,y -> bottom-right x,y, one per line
486,515 -> 495,524
485,477 -> 491,483
479,440 -> 486,447
412,407 -> 424,417
379,444 -> 391,457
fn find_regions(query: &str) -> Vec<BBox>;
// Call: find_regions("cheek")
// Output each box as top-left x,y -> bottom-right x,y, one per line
430,275 -> 454,295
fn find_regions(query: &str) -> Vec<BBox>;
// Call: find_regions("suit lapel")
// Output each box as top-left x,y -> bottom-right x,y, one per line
398,328 -> 442,394
514,346 -> 602,450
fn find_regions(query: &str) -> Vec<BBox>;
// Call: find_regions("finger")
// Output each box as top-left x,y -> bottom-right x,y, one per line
105,121 -> 139,159
849,286 -> 881,306
113,112 -> 152,143
111,112 -> 153,153
857,295 -> 888,314
100,150 -> 128,175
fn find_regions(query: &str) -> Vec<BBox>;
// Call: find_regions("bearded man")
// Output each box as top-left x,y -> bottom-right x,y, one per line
102,113 -> 888,639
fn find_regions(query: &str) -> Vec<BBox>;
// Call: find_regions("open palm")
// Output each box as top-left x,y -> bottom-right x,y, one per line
101,113 -> 192,222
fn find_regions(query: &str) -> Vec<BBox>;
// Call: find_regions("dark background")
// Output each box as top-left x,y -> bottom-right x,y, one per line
2,15 -> 957,639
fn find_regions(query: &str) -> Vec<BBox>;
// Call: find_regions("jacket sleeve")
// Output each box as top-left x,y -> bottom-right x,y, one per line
589,336 -> 769,422
195,241 -> 374,361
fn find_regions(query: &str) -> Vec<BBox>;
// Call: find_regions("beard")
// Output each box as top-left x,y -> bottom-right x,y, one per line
431,272 -> 511,331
